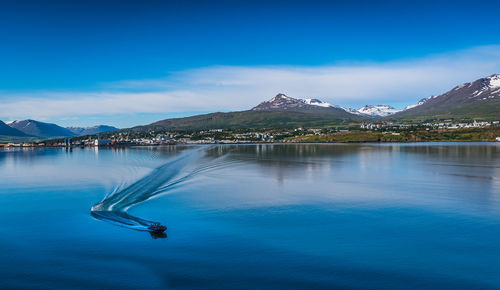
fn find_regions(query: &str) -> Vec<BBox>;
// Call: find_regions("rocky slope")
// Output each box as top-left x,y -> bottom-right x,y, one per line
390,74 -> 500,120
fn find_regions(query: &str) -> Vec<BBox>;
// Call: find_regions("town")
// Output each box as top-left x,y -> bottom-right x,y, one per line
2,120 -> 500,148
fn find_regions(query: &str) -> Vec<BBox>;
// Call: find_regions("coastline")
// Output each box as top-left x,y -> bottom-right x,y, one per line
2,140 -> 499,149
2,126 -> 499,148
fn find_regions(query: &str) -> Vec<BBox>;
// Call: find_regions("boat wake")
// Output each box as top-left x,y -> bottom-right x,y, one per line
91,147 -> 236,237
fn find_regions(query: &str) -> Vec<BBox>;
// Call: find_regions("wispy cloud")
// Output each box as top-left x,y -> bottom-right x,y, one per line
1,45 -> 500,124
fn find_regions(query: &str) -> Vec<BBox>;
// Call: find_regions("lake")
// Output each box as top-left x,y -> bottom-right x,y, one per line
1,143 -> 500,289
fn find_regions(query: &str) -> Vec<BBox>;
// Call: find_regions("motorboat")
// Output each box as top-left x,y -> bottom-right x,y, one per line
148,222 -> 167,233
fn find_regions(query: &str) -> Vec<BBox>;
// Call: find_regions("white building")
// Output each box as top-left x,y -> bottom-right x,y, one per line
94,139 -> 112,146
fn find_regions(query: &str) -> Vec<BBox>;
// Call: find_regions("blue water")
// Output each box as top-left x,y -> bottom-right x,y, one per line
1,144 -> 500,289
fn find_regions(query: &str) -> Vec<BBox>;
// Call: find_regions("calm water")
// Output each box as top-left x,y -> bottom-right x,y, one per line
1,143 -> 500,289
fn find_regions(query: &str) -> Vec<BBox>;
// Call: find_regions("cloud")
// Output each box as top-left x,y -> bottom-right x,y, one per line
1,45 -> 500,122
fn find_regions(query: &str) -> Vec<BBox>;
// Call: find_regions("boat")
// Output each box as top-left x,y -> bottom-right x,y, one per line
148,222 -> 167,233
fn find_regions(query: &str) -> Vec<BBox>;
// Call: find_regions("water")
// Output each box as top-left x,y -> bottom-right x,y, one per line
1,143 -> 500,289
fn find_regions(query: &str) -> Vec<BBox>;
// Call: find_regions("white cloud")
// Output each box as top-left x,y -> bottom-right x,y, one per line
1,45 -> 500,122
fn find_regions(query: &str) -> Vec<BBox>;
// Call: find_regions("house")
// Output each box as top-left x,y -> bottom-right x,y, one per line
94,139 -> 112,146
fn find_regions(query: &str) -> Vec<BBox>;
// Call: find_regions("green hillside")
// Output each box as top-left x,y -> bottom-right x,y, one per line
128,109 -> 363,132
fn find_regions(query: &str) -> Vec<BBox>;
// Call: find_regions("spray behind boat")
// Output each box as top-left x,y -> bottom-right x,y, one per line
90,146 -> 235,238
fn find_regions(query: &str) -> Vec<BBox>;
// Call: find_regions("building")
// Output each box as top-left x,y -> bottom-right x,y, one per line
94,139 -> 112,146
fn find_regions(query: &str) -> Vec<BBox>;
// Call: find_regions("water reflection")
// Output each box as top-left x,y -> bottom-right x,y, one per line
149,231 -> 167,239
2,143 -> 498,234
203,144 -> 357,184
87,143 -> 500,229
2,143 -> 500,288
196,143 -> 500,213
90,146 -> 239,237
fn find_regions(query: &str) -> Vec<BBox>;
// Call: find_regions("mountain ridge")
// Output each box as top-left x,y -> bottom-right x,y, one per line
0,120 -> 30,137
123,93 -> 362,132
2,74 -> 499,140
67,125 -> 119,136
254,94 -> 399,117
8,119 -> 77,138
109,75 -> 500,133
389,74 -> 500,120
3,120 -> 118,139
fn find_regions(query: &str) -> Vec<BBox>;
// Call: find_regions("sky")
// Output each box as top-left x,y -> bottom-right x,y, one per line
0,0 -> 500,128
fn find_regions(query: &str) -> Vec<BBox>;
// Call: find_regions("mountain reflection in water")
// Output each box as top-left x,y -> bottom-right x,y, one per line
90,143 -> 500,238
1,143 -> 500,288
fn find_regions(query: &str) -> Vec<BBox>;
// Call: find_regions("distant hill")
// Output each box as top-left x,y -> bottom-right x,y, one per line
0,120 -> 30,137
67,125 -> 118,136
3,74 -> 499,140
0,120 -> 118,143
8,120 -> 77,138
389,74 -> 500,121
126,94 -> 362,132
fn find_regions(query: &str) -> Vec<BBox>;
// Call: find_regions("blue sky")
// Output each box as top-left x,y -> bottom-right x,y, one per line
1,0 -> 500,127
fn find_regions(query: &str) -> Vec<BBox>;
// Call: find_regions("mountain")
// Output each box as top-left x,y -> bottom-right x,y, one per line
251,94 -> 363,120
0,120 -> 29,137
67,125 -> 118,136
252,94 -> 359,117
252,94 -> 323,111
403,97 -> 431,110
299,98 -> 335,108
391,74 -> 500,121
321,104 -> 400,117
277,95 -> 399,117
356,105 -> 400,117
8,120 -> 77,138
125,94 -> 362,132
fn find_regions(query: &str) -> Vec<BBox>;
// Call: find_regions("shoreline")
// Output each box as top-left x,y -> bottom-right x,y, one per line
2,139 -> 499,149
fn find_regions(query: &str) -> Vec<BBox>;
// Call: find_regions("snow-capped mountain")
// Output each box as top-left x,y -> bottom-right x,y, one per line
0,120 -> 29,137
67,125 -> 118,136
338,106 -> 362,115
252,93 -> 313,111
300,99 -> 400,117
337,105 -> 400,117
253,94 -> 400,117
471,73 -> 500,97
250,94 -> 359,119
249,74 -> 500,121
402,74 -> 500,111
8,119 -> 77,138
393,74 -> 500,120
3,120 -> 119,138
356,105 -> 400,117
403,97 -> 433,110
300,98 -> 334,108
302,73 -> 499,117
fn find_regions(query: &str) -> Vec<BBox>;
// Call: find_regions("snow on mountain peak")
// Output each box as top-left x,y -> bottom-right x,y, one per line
303,100 -> 401,117
300,97 -> 400,117
252,93 -> 310,111
254,94 -> 401,117
404,97 -> 433,110
356,104 -> 400,117
269,93 -> 292,102
300,98 -> 334,108
488,74 -> 500,89
468,74 -> 500,97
